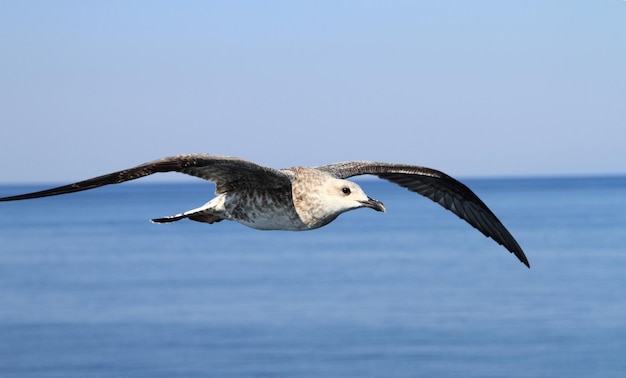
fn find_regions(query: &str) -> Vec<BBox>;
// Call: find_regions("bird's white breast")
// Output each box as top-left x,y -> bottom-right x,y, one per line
225,189 -> 308,231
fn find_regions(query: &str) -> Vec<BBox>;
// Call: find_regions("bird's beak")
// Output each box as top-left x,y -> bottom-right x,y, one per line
359,197 -> 386,212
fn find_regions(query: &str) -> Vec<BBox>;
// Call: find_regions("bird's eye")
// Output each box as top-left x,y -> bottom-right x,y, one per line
342,187 -> 351,195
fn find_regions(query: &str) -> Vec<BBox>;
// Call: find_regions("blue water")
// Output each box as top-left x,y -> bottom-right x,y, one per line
0,176 -> 625,377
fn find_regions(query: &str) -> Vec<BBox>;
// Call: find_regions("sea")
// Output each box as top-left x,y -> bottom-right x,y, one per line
0,176 -> 624,378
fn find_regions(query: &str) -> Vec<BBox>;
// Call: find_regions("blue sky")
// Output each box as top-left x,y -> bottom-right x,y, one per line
1,1 -> 624,183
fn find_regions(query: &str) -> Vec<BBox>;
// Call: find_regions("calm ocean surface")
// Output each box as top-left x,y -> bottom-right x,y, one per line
0,176 -> 625,377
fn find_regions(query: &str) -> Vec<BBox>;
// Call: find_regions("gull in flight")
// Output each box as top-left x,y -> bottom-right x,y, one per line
0,154 -> 529,267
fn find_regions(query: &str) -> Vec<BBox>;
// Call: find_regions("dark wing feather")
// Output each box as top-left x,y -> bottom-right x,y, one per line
317,161 -> 529,268
0,154 -> 291,201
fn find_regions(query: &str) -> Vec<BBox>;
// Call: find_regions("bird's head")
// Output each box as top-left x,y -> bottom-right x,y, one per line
323,179 -> 386,214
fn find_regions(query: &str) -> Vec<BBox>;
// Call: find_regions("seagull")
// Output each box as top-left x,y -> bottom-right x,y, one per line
0,154 -> 529,267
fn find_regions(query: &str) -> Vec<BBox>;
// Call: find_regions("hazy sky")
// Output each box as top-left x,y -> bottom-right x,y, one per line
1,1 -> 624,183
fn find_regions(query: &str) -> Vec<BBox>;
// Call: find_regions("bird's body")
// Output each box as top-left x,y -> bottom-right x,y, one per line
149,165 -> 382,230
0,154 -> 529,267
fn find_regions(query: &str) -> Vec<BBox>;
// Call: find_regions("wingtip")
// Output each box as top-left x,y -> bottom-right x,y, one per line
516,252 -> 530,269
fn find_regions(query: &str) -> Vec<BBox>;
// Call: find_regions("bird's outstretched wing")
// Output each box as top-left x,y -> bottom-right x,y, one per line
0,154 -> 291,201
316,161 -> 529,267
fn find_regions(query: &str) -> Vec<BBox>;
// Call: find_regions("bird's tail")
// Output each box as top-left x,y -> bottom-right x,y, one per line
151,209 -> 223,225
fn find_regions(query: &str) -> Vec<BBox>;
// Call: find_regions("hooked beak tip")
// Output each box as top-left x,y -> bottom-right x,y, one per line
360,197 -> 386,213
